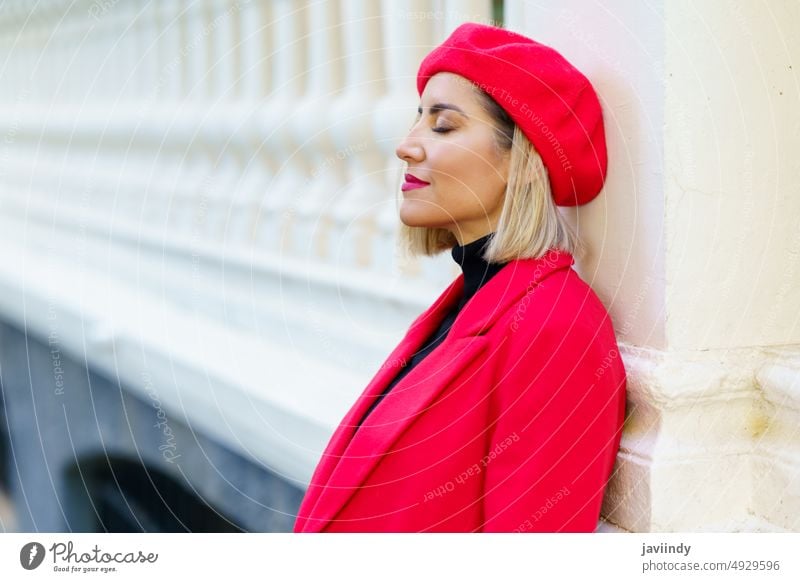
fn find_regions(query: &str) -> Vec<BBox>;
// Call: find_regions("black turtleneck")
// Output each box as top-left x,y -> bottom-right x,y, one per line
355,232 -> 507,429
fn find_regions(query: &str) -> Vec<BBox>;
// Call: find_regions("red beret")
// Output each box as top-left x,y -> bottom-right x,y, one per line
417,23 -> 607,206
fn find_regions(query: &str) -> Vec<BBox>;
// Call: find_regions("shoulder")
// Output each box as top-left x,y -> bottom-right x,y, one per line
503,263 -> 613,330
495,265 -> 621,367
487,268 -> 625,416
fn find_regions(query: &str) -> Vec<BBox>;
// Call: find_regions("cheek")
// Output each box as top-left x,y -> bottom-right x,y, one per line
429,141 -> 488,189
439,144 -> 505,198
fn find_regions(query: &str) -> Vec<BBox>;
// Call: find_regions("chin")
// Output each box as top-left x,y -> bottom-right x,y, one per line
398,201 -> 445,228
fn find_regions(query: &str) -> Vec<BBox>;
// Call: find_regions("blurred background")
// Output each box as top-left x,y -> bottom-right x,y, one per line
0,0 -> 798,532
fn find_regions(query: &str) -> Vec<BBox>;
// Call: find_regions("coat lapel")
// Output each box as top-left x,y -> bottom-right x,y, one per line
302,335 -> 491,532
296,248 -> 575,532
294,274 -> 465,532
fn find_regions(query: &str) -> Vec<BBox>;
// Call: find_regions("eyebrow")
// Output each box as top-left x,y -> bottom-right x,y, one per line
416,102 -> 468,117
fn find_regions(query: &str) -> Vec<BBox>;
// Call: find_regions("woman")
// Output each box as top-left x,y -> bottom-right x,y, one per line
294,22 -> 626,533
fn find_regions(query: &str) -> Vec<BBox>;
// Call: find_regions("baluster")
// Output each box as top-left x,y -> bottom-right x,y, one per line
24,12 -> 41,103
503,0 -> 526,34
328,0 -> 385,269
372,0 -> 448,285
144,1 -> 184,229
142,0 -> 162,103
210,0 -> 239,99
129,0 -> 149,101
158,0 -> 184,101
203,0 -> 242,240
443,0 -> 491,35
238,0 -> 270,102
119,0 -> 141,103
229,0 -> 273,245
172,0 -> 214,234
288,0 -> 345,261
105,0 -> 130,104
184,0 -> 211,101
253,0 -> 309,253
33,7 -> 50,105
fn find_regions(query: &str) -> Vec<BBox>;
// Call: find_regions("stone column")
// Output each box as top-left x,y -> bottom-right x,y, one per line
519,0 -> 800,532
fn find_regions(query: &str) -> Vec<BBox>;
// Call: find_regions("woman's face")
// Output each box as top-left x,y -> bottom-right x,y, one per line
395,72 -> 510,245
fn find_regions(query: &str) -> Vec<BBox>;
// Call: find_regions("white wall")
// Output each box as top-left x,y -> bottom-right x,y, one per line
514,0 -> 800,532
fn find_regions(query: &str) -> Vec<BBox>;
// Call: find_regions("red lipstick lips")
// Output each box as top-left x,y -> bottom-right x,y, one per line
402,173 -> 430,192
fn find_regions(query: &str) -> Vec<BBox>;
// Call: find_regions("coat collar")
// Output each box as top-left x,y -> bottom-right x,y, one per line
295,249 -> 574,532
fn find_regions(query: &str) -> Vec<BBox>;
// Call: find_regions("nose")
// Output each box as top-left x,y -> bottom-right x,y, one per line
395,124 -> 425,164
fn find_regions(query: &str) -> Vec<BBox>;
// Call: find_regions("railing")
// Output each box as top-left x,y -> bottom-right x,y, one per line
0,0 -> 504,487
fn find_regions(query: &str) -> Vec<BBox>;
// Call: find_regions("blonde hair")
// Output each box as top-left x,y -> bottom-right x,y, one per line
397,87 -> 583,264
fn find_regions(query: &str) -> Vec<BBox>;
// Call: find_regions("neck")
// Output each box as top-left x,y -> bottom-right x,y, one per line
454,227 -> 497,246
450,232 -> 506,307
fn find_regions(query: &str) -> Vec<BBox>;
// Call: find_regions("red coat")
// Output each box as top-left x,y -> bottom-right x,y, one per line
294,248 -> 626,532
